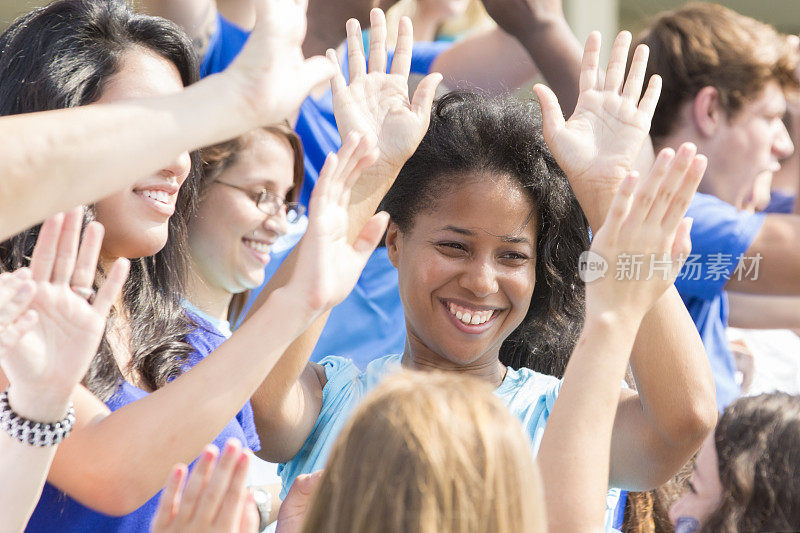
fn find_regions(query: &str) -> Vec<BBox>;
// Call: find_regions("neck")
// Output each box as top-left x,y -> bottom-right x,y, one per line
184,256 -> 233,324
400,333 -> 508,388
411,7 -> 445,42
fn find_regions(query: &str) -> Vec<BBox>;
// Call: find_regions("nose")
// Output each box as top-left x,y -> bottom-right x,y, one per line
773,119 -> 794,160
458,258 -> 499,298
263,207 -> 288,237
159,151 -> 192,183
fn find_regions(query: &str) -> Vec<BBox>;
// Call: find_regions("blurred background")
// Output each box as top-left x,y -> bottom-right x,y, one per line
2,0 -> 799,39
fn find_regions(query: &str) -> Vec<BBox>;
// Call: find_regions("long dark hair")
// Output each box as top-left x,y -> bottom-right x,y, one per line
0,0 -> 200,400
198,123 -> 304,325
380,91 -> 589,377
701,392 -> 800,532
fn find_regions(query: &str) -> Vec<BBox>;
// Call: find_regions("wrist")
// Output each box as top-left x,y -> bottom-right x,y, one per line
6,384 -> 73,423
583,304 -> 643,337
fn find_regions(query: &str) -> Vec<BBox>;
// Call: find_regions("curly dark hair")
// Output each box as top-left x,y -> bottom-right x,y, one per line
701,392 -> 800,532
0,0 -> 200,400
379,90 -> 589,377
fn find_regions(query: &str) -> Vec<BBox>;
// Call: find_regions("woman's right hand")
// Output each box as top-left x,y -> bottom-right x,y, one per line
585,144 -> 707,320
286,133 -> 387,316
1,208 -> 128,422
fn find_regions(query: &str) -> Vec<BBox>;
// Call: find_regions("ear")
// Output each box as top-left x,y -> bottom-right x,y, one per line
384,221 -> 402,267
692,86 -> 724,137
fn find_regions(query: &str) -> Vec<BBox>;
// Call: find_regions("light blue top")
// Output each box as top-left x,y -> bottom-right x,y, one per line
278,354 -> 622,531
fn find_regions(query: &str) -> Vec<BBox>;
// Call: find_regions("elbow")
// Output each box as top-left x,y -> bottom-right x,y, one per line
74,468 -> 161,517
663,390 -> 718,452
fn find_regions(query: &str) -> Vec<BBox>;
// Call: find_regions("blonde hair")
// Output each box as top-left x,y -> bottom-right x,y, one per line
384,0 -> 495,47
300,371 -> 546,533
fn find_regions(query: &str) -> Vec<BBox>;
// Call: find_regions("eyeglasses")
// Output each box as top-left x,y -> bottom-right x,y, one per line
215,181 -> 305,223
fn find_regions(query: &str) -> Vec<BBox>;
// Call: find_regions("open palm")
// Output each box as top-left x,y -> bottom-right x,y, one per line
329,10 -> 442,173
3,209 -> 128,411
534,31 -> 661,225
289,133 -> 387,314
227,0 -> 336,126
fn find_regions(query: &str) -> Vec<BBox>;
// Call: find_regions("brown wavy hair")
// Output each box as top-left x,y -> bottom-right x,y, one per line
301,371 -> 546,533
701,392 -> 800,532
197,123 -> 304,324
635,2 -> 799,142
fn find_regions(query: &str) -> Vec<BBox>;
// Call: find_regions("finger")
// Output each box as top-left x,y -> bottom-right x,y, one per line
346,19 -> 367,80
312,151 -> 341,210
662,155 -> 707,228
299,55 -> 337,96
70,222 -> 104,291
637,74 -> 662,121
600,172 -> 638,237
238,493 -> 258,533
152,464 -> 187,531
213,451 -> 250,528
29,213 -> 65,282
368,8 -> 387,74
51,207 -> 84,284
327,49 -> 347,95
625,148 -> 675,226
0,310 -> 38,354
603,31 -> 632,94
0,275 -> 35,328
390,16 -> 413,77
92,258 -> 130,318
645,143 -> 697,223
344,140 -> 379,191
353,211 -> 390,257
176,445 -> 219,523
197,439 -> 243,524
579,31 -> 602,93
411,72 -> 443,120
336,134 -> 371,193
622,44 -> 649,102
671,217 -> 693,263
533,84 -> 566,142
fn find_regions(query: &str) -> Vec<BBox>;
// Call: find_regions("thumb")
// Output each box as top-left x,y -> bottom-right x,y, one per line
353,212 -> 390,258
299,55 -> 337,93
411,72 -> 443,120
533,83 -> 566,143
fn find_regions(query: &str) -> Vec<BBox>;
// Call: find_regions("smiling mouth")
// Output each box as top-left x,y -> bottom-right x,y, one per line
242,238 -> 271,254
444,301 -> 500,327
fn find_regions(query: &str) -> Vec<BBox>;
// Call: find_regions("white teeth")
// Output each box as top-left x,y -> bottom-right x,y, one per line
141,190 -> 169,204
244,239 -> 271,254
447,302 -> 495,326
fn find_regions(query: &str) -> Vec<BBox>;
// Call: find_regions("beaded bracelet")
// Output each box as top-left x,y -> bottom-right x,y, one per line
0,390 -> 75,447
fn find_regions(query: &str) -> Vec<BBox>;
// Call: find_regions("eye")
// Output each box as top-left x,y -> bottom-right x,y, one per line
686,480 -> 698,495
499,251 -> 531,265
435,241 -> 468,255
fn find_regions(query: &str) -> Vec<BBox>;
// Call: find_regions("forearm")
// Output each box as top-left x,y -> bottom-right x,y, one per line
515,15 -> 581,115
539,312 -> 639,532
0,73 -> 251,240
621,288 -> 716,478
728,292 -> 800,329
46,288 -> 314,515
0,435 -> 57,533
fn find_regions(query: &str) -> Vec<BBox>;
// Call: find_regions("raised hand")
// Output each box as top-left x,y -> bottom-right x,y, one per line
151,440 -> 257,533
287,132 -> 387,314
481,0 -> 566,40
2,208 -> 129,421
534,31 -> 662,228
225,0 -> 337,127
585,143 -> 707,318
327,9 -> 442,174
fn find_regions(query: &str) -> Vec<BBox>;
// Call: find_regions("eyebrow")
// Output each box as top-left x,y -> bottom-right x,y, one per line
440,225 -> 531,244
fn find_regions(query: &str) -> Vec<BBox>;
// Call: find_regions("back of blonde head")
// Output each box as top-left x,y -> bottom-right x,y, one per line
300,371 -> 546,533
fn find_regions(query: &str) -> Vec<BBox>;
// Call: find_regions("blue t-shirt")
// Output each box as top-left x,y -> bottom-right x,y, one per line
277,354 -> 621,532
674,193 -> 766,410
765,190 -> 796,214
201,14 -> 448,367
25,311 -> 260,532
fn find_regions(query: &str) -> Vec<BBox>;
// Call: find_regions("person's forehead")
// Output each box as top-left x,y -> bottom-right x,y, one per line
746,82 -> 787,115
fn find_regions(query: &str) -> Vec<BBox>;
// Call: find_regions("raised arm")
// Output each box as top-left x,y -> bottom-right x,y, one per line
0,0 -> 334,241
134,0 -> 219,54
539,143 -> 702,532
475,0 -> 582,112
536,31 -> 716,491
246,10 -> 441,462
0,209 -> 128,531
727,292 -> 800,329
